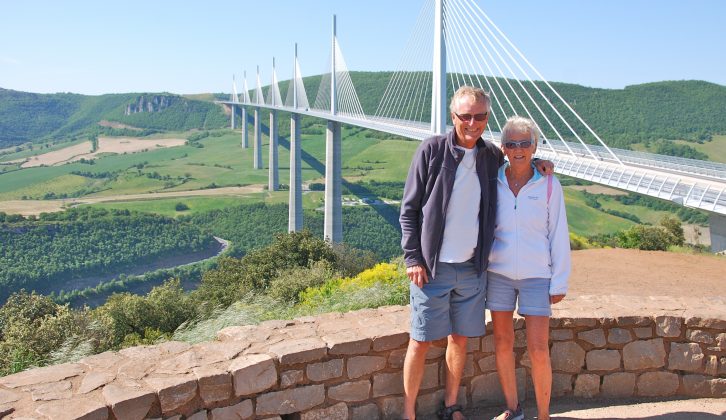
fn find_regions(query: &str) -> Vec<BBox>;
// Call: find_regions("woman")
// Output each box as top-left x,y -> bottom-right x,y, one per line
487,116 -> 571,420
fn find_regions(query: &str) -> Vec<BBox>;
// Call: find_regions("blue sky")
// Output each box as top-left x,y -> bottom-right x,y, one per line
1,0 -> 724,95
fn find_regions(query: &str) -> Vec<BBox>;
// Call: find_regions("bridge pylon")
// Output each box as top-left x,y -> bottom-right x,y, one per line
268,58 -> 279,191
289,43 -> 303,232
324,15 -> 343,243
253,66 -> 263,169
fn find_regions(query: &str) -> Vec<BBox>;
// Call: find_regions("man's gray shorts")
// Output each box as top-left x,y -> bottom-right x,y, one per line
409,261 -> 487,342
485,271 -> 552,316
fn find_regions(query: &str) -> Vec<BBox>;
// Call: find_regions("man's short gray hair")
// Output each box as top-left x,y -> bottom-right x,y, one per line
501,115 -> 539,145
449,86 -> 491,112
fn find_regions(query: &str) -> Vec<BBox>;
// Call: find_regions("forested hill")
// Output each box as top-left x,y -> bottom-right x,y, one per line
0,88 -> 228,147
2,77 -> 725,149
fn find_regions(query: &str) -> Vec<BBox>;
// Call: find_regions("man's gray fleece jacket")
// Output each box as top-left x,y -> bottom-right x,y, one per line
399,130 -> 504,277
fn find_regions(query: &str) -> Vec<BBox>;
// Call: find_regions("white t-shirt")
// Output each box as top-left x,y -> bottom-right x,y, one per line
438,146 -> 480,263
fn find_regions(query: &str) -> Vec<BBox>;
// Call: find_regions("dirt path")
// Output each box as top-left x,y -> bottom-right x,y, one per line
568,248 -> 725,298
0,185 -> 265,216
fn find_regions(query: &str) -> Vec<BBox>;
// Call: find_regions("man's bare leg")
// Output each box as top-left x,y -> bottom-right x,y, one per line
444,333 -> 468,419
403,338 -> 432,419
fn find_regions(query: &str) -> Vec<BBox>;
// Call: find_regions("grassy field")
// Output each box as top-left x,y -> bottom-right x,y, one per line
632,134 -> 726,163
0,122 -> 704,240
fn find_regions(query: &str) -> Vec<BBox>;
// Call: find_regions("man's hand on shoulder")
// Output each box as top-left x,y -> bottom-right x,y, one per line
407,265 -> 429,289
534,158 -> 554,175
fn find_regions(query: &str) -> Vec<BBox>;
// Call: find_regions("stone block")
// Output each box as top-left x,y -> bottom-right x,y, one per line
0,389 -> 20,406
715,333 -> 726,350
586,349 -> 621,371
102,383 -> 156,420
514,317 -> 526,330
636,372 -> 678,397
561,317 -> 597,328
552,373 -> 573,397
668,342 -> 704,372
550,342 -> 585,373
380,396 -> 404,420
426,346 -> 446,360
686,329 -> 714,344
307,359 -> 343,382
623,339 -> 665,370
472,369 -> 525,403
210,400 -> 253,420
280,370 -> 304,388
478,355 -> 497,372
633,327 -> 653,339
685,317 -> 726,330
720,357 -> 726,376
229,354 -> 277,396
267,338 -> 327,365
705,356 -> 718,377
683,374 -> 707,396
372,331 -> 409,352
324,330 -> 372,356
388,349 -> 407,369
607,328 -> 633,345
193,366 -> 232,405
471,372 -> 503,403
616,316 -> 652,327
574,374 -> 600,398
0,363 -> 85,389
467,337 -> 481,352
601,372 -> 636,397
578,329 -> 606,348
372,372 -> 404,397
35,397 -> 108,420
514,330 -> 527,348
655,316 -> 683,338
78,371 -> 115,394
329,380 -> 371,402
29,380 -> 72,401
422,362 -> 439,390
256,384 -> 325,416
351,403 -> 379,420
551,329 -> 573,341
187,411 -> 207,420
482,335 -> 495,353
144,374 -> 198,415
300,402 -> 349,420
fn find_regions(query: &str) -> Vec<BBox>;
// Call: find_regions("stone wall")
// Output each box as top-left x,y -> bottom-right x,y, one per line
1,306 -> 725,419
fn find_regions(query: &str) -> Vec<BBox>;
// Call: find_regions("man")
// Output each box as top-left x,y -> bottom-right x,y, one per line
399,86 -> 552,420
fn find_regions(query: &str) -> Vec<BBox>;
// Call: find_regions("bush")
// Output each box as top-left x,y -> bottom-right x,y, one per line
175,202 -> 190,211
617,225 -> 673,251
267,260 -> 337,303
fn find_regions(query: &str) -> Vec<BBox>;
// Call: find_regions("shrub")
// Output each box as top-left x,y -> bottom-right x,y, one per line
268,260 -> 337,303
175,202 -> 190,211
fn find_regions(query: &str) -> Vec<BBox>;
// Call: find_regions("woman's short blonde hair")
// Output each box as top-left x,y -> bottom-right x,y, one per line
501,116 -> 539,145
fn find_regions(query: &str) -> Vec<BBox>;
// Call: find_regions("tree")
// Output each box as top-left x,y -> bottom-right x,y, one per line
659,215 -> 685,246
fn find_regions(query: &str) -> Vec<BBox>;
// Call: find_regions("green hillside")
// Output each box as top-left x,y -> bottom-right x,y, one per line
0,89 -> 228,147
3,76 -> 725,155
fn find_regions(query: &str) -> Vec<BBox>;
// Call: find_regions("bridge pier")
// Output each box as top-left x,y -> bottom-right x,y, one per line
230,106 -> 236,130
253,107 -> 262,169
324,120 -> 342,243
269,111 -> 279,191
240,107 -> 248,148
289,113 -> 302,232
709,213 -> 726,253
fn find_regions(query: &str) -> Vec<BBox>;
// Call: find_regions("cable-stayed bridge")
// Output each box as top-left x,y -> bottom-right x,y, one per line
218,0 -> 726,252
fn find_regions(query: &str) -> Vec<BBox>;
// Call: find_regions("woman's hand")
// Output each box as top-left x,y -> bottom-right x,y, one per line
550,294 -> 566,304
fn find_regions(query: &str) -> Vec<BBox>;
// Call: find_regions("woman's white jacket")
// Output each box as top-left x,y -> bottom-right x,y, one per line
487,164 -> 571,295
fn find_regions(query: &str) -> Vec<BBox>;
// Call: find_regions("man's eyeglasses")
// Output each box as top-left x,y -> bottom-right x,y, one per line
454,112 -> 488,122
503,140 -> 533,149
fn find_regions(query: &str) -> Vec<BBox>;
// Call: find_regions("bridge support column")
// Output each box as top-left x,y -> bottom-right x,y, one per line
709,213 -> 726,253
240,107 -> 248,148
289,113 -> 302,232
253,107 -> 262,169
230,106 -> 236,130
324,120 -> 342,243
269,111 -> 279,191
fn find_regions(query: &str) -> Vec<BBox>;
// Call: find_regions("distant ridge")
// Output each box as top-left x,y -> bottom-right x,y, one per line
1,75 -> 725,150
